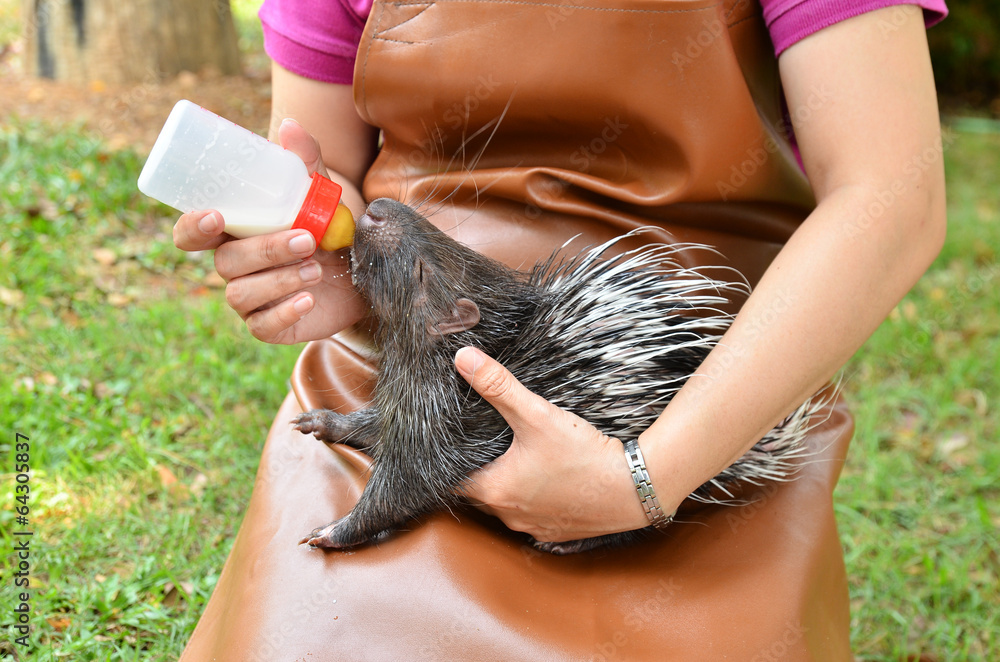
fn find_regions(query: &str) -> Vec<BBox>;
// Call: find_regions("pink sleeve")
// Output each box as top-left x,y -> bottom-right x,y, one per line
258,0 -> 374,84
760,0 -> 949,56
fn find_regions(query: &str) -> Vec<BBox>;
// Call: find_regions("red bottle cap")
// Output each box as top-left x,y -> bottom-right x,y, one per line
291,172 -> 344,253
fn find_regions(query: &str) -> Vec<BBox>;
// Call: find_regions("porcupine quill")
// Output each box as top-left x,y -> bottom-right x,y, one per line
292,197 -> 836,555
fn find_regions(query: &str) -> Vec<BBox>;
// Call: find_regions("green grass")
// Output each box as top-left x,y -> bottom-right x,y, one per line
0,121 -> 301,659
231,0 -> 268,74
838,124 -> 1000,659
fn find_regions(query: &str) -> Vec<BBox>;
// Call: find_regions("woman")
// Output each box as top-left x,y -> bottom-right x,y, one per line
175,0 -> 947,657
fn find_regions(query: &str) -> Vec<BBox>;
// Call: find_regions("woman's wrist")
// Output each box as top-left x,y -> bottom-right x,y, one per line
623,439 -> 676,530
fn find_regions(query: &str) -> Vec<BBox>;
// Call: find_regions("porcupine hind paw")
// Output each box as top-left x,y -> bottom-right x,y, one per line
292,409 -> 374,450
299,519 -> 348,549
292,409 -> 343,442
299,515 -> 390,550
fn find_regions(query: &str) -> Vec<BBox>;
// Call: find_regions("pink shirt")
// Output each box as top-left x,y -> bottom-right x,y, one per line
763,0 -> 946,54
260,0 -> 948,85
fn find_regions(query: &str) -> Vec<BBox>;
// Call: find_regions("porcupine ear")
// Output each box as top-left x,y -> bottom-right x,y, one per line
428,298 -> 481,336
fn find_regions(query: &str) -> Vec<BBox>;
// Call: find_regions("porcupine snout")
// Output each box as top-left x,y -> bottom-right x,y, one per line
356,198 -> 408,246
350,198 -> 413,289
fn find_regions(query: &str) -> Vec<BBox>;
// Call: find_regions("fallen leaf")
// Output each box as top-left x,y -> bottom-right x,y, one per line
94,382 -> 116,400
46,617 -> 71,631
29,575 -> 49,590
176,71 -> 199,89
93,248 -> 117,266
60,309 -> 82,328
37,198 -> 61,221
0,287 -> 25,307
108,135 -> 130,151
163,581 -> 195,607
155,464 -> 178,488
937,433 -> 969,459
190,473 -> 209,496
897,410 -> 921,434
956,389 -> 989,417
107,292 -> 132,307
203,271 -> 226,289
975,202 -> 997,223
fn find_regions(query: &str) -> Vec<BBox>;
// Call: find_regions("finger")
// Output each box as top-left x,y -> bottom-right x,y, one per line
464,463 -> 511,508
277,118 -> 328,177
454,347 -> 543,428
244,293 -> 315,344
225,260 -> 324,318
173,210 -> 227,251
214,230 -> 317,282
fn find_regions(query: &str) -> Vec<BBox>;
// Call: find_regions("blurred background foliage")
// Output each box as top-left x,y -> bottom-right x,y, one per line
927,0 -> 1000,111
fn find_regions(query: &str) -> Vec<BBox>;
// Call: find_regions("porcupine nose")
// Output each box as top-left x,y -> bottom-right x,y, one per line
358,198 -> 394,231
356,211 -> 384,231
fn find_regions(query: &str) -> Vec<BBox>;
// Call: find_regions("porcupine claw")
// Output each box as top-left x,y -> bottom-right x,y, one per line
298,520 -> 347,548
300,514 -> 386,549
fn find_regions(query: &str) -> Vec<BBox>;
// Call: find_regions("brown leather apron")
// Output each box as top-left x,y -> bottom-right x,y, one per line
180,0 -> 855,659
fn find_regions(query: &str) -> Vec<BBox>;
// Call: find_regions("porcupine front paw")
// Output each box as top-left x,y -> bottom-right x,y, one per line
292,409 -> 349,443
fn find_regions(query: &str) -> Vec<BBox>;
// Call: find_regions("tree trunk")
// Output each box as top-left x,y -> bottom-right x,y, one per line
23,0 -> 242,84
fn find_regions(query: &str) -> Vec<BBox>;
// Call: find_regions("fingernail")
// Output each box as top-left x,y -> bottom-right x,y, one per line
289,232 -> 316,256
455,346 -> 486,376
199,212 -> 220,234
299,262 -> 321,282
293,294 -> 313,316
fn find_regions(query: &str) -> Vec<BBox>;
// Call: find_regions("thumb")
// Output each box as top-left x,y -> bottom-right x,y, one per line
277,118 -> 328,177
455,347 -> 540,427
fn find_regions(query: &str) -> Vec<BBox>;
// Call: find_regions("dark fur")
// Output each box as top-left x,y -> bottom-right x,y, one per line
294,198 -> 822,554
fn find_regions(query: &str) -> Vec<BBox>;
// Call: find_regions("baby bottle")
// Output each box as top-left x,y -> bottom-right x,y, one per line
138,99 -> 354,251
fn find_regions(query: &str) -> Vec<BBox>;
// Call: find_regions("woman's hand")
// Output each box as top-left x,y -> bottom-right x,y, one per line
455,347 -> 651,543
173,119 -> 368,344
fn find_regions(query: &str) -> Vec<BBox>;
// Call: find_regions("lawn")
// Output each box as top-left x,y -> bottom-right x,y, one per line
838,118 -> 1000,659
1,4 -> 998,661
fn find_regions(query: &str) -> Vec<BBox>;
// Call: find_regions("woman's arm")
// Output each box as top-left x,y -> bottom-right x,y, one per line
173,63 -> 380,344
460,5 -> 947,541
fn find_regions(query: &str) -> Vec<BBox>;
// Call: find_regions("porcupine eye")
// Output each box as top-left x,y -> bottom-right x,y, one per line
412,258 -> 431,308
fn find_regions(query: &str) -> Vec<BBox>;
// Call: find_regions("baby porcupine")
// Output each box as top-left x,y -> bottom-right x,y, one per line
293,197 -> 830,554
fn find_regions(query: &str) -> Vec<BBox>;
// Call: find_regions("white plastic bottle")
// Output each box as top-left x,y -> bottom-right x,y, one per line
138,99 -> 354,251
